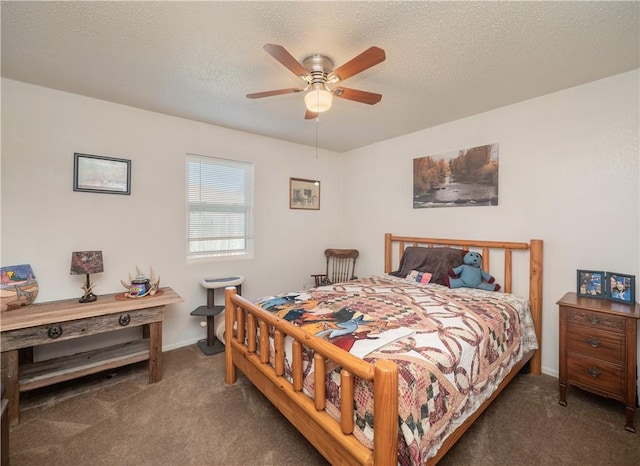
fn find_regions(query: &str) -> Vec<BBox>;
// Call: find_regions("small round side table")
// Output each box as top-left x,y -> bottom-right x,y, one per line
191,275 -> 244,355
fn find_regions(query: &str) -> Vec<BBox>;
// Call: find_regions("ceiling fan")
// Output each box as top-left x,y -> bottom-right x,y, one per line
247,44 -> 386,119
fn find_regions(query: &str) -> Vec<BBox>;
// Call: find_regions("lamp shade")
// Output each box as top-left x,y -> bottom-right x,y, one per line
304,87 -> 333,113
70,251 -> 104,275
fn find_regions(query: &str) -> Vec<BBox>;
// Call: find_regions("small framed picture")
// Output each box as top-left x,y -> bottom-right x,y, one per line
74,153 -> 131,195
290,177 -> 320,210
605,272 -> 636,304
576,270 -> 605,299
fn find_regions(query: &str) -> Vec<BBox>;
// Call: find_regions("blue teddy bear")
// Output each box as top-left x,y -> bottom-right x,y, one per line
444,251 -> 501,292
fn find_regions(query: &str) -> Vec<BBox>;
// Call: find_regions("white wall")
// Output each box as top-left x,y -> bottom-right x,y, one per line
342,70 -> 640,379
0,78 -> 344,354
2,71 -> 638,382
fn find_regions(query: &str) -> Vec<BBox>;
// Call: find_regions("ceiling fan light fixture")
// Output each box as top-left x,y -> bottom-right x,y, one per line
304,87 -> 333,113
249,44 -> 385,118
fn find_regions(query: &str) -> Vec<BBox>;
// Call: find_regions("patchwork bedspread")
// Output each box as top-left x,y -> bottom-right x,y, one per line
255,275 -> 538,465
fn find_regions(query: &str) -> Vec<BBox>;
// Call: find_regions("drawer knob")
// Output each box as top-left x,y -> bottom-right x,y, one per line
588,337 -> 601,348
47,326 -> 63,339
588,367 -> 601,378
119,314 -> 131,326
589,315 -> 600,325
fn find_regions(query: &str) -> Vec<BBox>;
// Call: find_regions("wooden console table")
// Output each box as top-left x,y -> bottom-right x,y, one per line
0,287 -> 182,425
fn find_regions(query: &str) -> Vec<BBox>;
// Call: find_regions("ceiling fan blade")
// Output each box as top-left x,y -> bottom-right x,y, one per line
263,44 -> 310,79
305,109 -> 319,120
333,87 -> 382,105
328,46 -> 386,82
246,88 -> 304,99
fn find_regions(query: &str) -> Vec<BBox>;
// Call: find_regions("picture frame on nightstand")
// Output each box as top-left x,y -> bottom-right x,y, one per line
576,269 -> 605,299
605,272 -> 635,304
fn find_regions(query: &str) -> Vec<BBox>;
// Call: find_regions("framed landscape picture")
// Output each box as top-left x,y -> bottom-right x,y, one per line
74,153 -> 131,195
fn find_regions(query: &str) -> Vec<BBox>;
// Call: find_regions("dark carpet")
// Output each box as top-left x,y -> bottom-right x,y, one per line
8,345 -> 640,465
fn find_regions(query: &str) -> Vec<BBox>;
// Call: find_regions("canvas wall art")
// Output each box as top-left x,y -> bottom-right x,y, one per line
413,143 -> 499,208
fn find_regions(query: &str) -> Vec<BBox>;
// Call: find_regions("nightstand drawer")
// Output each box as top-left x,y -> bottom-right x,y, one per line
566,324 -> 624,362
567,355 -> 624,397
566,308 -> 625,334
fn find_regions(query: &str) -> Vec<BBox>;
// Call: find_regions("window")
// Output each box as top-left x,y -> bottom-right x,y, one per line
186,154 -> 254,260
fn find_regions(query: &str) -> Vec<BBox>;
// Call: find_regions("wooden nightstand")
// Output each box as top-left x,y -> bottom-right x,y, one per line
558,292 -> 640,432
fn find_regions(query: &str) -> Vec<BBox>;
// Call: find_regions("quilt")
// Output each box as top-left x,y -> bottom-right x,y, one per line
254,275 -> 538,465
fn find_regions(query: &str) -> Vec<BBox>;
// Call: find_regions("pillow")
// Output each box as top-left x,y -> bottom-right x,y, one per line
390,247 -> 465,285
406,270 -> 432,284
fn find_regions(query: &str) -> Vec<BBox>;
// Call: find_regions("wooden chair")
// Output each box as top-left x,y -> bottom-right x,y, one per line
311,248 -> 359,287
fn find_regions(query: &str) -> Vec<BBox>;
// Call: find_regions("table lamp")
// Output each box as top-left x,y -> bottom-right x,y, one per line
70,250 -> 104,303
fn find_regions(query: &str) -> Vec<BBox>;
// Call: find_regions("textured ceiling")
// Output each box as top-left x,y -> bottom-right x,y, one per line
1,1 -> 638,152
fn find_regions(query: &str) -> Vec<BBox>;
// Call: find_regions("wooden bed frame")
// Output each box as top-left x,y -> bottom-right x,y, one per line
224,234 -> 543,465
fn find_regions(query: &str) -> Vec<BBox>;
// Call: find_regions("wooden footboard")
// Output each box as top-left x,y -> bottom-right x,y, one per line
224,287 -> 398,466
224,234 -> 543,465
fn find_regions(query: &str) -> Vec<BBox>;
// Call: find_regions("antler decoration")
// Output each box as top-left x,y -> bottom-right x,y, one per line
120,266 -> 160,298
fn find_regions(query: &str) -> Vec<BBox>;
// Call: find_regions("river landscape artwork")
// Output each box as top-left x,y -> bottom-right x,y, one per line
413,143 -> 499,209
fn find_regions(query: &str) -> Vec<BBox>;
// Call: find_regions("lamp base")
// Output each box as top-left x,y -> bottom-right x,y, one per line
79,293 -> 97,303
79,273 -> 97,303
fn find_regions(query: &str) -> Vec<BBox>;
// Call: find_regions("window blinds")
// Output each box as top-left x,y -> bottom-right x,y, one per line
186,154 -> 254,259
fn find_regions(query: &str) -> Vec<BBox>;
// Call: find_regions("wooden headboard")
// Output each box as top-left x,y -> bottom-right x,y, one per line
383,233 -> 543,375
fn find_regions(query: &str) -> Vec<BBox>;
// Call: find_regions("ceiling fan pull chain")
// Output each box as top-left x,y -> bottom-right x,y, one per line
315,117 -> 319,159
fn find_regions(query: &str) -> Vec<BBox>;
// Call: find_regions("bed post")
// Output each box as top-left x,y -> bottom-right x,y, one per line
384,233 -> 393,273
224,286 -> 237,384
529,239 -> 543,375
373,359 -> 398,465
